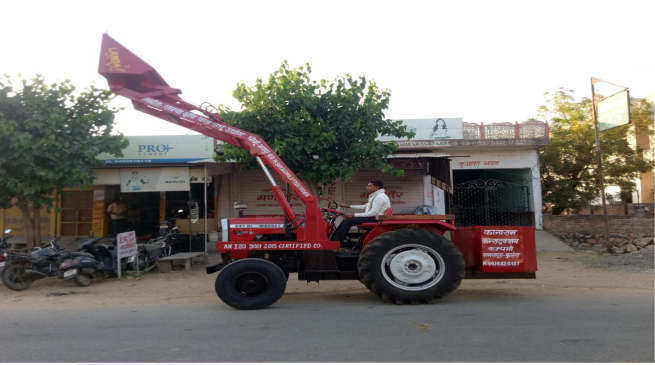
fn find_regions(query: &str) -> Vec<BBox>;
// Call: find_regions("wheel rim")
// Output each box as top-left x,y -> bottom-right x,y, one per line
381,244 -> 446,291
77,274 -> 91,286
233,272 -> 269,298
139,254 -> 147,268
7,266 -> 30,286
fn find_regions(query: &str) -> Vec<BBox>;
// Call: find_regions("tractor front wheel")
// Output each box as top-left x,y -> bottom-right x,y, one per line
357,229 -> 465,304
215,258 -> 287,310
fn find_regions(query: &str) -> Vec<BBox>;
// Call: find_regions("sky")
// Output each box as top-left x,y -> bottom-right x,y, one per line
2,0 -> 654,136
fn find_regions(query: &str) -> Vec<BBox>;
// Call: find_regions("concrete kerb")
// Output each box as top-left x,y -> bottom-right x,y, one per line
535,230 -> 574,252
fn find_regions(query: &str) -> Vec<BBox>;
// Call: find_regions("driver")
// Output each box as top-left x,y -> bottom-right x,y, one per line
331,180 -> 391,246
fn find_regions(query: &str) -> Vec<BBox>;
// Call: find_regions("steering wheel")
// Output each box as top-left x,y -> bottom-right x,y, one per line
321,207 -> 343,215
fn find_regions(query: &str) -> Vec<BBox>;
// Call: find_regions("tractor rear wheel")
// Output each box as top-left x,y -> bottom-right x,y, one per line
215,258 -> 287,310
357,228 -> 465,304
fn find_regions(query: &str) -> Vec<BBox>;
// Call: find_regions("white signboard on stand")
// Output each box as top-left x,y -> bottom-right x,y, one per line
116,231 -> 138,279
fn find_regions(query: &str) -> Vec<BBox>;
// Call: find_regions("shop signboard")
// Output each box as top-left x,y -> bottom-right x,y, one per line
120,167 -> 190,192
378,118 -> 464,141
598,90 -> 631,131
97,135 -> 215,164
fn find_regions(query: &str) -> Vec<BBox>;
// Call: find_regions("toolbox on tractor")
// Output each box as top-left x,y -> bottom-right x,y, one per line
98,34 -> 537,310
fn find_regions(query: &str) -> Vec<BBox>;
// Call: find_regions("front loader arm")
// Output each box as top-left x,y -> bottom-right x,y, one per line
98,34 -> 327,239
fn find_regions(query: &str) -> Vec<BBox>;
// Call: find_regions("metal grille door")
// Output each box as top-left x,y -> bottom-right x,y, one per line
451,179 -> 532,227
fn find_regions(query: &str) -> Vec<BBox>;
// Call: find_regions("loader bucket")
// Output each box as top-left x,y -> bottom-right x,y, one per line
98,33 -> 180,95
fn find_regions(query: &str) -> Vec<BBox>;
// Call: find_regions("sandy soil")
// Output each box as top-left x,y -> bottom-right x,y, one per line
1,251 -> 653,310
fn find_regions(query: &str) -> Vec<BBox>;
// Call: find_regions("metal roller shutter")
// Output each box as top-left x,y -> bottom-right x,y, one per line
343,169 -> 425,215
238,170 -> 344,217
238,170 -> 302,217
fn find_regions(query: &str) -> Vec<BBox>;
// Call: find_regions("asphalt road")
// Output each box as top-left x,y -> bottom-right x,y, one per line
1,293 -> 652,363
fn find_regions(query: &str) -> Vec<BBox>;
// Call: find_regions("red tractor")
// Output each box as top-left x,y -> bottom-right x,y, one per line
98,34 -> 537,310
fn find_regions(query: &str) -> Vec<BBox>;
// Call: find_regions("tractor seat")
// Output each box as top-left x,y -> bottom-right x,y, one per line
360,207 -> 393,230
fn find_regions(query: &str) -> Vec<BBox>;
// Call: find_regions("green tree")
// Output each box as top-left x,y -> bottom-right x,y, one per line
538,88 -> 653,215
0,75 -> 128,246
216,61 -> 414,199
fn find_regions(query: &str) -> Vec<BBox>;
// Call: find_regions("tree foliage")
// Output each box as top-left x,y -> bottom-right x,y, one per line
215,61 -> 414,197
538,88 -> 653,215
0,75 -> 128,246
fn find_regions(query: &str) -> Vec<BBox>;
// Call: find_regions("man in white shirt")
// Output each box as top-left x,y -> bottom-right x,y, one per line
331,180 -> 391,245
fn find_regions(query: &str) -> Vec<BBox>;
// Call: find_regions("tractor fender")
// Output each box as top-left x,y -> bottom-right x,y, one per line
362,220 -> 458,248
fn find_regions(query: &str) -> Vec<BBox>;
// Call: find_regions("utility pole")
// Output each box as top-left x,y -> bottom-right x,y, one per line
590,78 -> 611,250
590,77 -> 631,251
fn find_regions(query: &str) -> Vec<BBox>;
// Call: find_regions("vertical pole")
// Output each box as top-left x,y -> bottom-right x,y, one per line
54,190 -> 59,238
204,163 -> 208,253
590,78 -> 612,250
188,191 -> 192,253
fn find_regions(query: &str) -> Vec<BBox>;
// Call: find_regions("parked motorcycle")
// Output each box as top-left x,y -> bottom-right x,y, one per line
58,237 -> 120,286
1,237 -> 93,291
158,216 -> 180,237
0,229 -> 12,273
157,216 -> 184,254
127,233 -> 172,271
70,237 -> 133,278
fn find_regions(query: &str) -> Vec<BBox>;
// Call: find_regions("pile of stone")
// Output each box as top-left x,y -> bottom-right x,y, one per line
606,236 -> 654,254
586,243 -> 654,273
553,232 -> 654,253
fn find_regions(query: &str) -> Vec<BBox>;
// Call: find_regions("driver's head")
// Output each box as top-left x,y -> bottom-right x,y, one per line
366,180 -> 383,192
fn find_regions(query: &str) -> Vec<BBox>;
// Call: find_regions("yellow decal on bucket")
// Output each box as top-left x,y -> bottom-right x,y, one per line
104,47 -> 129,72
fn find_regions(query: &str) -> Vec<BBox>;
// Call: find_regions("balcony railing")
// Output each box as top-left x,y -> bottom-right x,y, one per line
463,121 -> 549,140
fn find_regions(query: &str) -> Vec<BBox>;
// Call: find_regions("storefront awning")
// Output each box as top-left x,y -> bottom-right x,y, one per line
387,152 -> 453,194
387,152 -> 451,159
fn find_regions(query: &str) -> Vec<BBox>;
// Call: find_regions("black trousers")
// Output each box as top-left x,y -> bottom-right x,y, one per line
108,218 -> 130,236
331,216 -> 376,243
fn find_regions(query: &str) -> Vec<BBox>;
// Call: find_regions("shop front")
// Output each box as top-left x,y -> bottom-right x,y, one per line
449,150 -> 542,228
87,135 -> 221,250
92,167 -> 215,237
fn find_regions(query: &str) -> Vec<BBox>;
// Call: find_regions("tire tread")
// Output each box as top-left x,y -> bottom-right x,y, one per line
358,229 -> 465,305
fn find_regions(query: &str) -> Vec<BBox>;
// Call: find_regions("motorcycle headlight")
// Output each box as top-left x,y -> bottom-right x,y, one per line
127,255 -> 136,263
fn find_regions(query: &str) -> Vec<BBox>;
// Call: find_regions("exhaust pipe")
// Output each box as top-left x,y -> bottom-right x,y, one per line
25,269 -> 46,278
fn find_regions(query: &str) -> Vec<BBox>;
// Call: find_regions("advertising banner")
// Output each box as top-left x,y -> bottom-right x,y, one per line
378,118 -> 464,141
120,167 -> 190,192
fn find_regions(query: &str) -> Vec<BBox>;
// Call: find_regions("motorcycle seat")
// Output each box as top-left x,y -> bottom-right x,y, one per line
70,252 -> 95,259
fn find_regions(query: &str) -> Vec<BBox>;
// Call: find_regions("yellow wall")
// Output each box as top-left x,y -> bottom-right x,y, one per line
0,187 -> 106,240
0,201 -> 55,240
92,190 -> 107,237
640,170 -> 654,203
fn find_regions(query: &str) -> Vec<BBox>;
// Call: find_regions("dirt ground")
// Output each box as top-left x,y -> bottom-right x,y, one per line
1,251 -> 653,310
